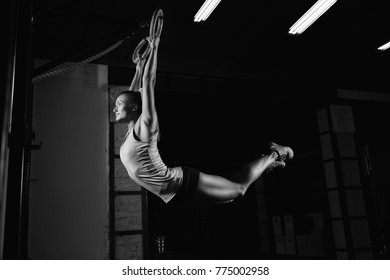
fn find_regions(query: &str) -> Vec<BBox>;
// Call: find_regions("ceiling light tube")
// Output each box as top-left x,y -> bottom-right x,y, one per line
289,0 -> 337,35
290,1 -> 331,33
378,41 -> 390,51
194,0 -> 221,22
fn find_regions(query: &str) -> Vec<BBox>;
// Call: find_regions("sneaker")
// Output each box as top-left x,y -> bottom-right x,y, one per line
269,142 -> 294,162
266,160 -> 286,173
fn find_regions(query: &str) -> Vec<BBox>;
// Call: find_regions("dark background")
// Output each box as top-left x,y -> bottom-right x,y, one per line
3,0 -> 390,259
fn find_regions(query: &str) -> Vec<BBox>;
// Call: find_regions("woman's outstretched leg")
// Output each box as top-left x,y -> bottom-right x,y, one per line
193,143 -> 293,204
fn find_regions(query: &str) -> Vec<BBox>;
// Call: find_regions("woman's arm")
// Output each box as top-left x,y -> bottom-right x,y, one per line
139,37 -> 160,128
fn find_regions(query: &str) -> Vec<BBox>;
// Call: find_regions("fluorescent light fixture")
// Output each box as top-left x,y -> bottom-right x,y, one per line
289,0 -> 337,35
378,41 -> 390,51
194,0 -> 221,22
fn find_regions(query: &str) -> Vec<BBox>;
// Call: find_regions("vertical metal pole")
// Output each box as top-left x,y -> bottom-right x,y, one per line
142,189 -> 149,259
0,0 -> 18,261
3,0 -> 34,259
108,122 -> 116,259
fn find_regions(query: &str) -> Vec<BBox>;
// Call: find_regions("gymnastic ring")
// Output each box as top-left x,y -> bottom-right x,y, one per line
149,9 -> 163,39
132,38 -> 151,64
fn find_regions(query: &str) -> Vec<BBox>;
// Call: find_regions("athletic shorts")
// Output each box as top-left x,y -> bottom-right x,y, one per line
169,167 -> 200,203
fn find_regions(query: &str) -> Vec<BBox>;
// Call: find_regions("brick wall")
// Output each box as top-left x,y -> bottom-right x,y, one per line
115,235 -> 143,260
115,195 -> 142,231
114,158 -> 141,192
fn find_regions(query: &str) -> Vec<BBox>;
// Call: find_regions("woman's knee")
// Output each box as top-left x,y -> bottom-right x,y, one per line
236,183 -> 247,197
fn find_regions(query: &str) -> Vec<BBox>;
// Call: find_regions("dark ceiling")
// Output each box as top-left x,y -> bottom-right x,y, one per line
33,0 -> 390,93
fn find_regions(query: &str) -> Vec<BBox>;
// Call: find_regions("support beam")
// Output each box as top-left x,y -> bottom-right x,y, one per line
33,25 -> 138,80
3,0 -> 34,259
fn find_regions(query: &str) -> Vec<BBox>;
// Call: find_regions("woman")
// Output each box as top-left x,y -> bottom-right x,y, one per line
113,36 -> 293,205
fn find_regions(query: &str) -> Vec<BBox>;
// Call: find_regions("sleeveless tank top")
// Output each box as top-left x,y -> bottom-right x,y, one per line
119,126 -> 183,203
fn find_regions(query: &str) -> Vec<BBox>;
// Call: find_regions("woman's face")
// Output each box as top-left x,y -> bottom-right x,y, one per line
113,94 -> 134,122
